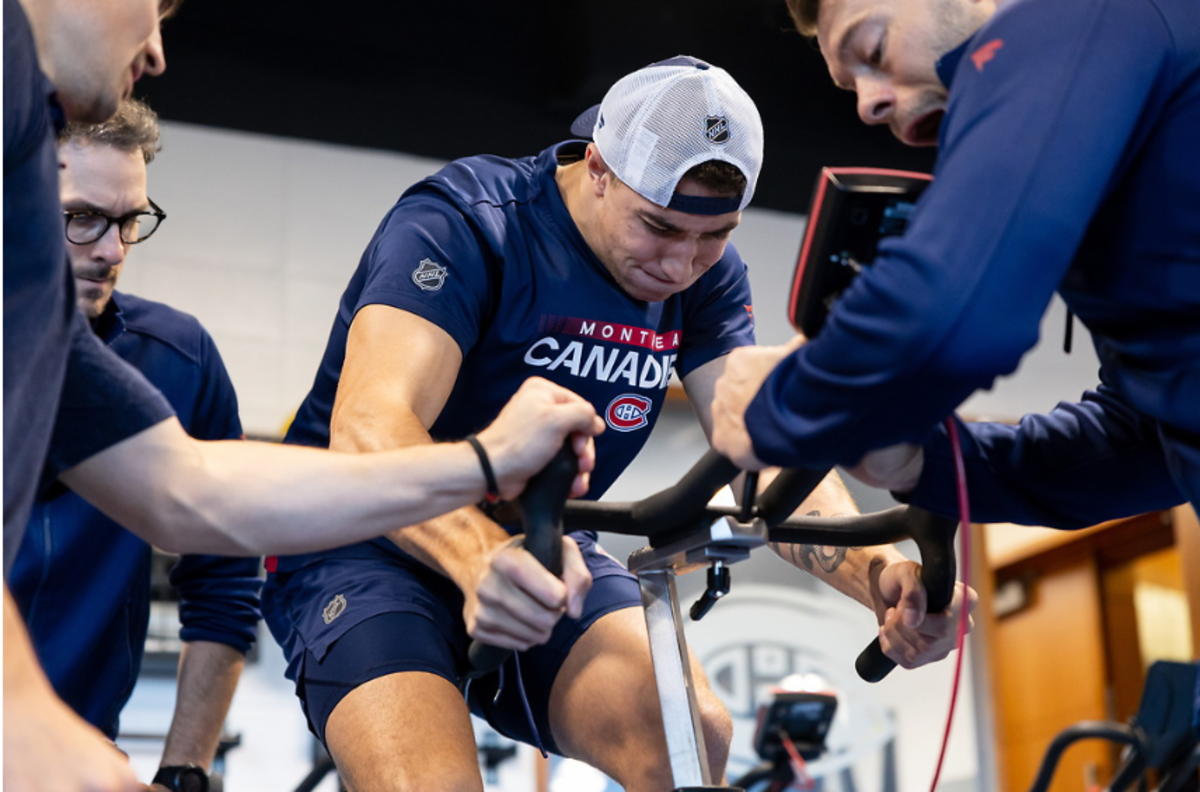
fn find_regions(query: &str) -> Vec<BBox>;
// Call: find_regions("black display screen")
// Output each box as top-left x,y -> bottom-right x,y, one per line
789,168 -> 932,339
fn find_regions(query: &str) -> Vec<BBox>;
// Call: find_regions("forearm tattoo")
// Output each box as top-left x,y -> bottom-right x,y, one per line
772,510 -> 862,574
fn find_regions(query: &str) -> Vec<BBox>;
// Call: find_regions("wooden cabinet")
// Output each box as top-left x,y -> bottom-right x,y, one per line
980,507 -> 1199,792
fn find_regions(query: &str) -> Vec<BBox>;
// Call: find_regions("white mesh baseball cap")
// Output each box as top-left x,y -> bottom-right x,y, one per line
570,55 -> 764,216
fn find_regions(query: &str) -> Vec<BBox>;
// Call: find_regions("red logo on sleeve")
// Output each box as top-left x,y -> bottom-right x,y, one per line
971,39 -> 1004,71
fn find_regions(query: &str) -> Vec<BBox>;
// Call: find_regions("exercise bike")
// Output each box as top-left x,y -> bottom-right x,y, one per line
732,686 -> 840,792
1026,659 -> 1198,792
467,441 -> 960,792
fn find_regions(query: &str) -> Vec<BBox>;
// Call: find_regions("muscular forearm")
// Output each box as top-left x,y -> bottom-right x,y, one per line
792,468 -> 857,520
771,539 -> 908,617
330,401 -> 511,592
758,469 -> 910,616
385,508 -> 515,591
61,418 -> 490,556
160,642 -> 245,769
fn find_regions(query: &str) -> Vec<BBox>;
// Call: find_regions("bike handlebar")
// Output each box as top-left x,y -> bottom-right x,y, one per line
467,448 -> 959,683
1026,722 -> 1145,792
770,506 -> 958,682
630,451 -> 740,530
465,441 -> 576,680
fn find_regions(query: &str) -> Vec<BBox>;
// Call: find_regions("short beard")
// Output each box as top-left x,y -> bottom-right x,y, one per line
59,90 -> 121,125
78,293 -> 110,320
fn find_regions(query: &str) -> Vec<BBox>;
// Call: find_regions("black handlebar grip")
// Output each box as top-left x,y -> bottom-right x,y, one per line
518,441 -> 577,577
466,440 -> 576,679
855,507 -> 959,683
756,466 -> 832,527
466,641 -> 514,681
631,449 -> 740,531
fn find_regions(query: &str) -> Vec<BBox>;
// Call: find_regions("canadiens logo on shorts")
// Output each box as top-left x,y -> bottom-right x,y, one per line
606,393 -> 652,433
412,258 -> 448,292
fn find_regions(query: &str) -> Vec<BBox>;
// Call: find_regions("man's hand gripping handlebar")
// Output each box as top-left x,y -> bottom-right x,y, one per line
465,442 -> 578,681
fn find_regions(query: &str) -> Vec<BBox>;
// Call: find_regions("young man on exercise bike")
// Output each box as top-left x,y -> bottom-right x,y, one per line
263,56 -> 974,791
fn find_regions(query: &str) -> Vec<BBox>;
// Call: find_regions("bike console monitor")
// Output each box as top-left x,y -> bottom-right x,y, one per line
789,167 -> 932,339
752,690 -> 838,762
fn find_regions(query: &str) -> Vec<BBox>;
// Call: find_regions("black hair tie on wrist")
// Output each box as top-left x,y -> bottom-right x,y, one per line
465,434 -> 501,504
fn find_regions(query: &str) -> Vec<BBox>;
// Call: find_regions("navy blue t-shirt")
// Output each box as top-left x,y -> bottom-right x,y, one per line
279,141 -> 754,570
10,293 -> 262,738
4,0 -> 76,569
2,0 -> 173,573
745,0 -> 1200,526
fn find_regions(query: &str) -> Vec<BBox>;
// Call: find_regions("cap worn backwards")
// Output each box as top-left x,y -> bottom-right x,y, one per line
570,55 -> 765,216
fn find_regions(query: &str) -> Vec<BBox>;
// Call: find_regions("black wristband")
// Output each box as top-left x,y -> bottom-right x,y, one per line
153,765 -> 208,792
465,434 -> 501,504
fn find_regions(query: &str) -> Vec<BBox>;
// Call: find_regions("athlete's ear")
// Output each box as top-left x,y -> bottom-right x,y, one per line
585,144 -> 612,197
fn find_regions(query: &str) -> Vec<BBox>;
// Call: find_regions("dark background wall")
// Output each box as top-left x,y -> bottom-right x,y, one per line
141,0 -> 936,214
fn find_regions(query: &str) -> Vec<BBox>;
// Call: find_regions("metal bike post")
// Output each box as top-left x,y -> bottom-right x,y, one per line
639,568 -> 712,788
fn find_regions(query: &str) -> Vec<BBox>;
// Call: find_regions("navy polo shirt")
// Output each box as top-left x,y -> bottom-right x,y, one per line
9,292 -> 262,738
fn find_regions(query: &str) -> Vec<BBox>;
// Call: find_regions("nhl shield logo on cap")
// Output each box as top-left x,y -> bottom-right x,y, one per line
705,116 -> 731,145
412,258 -> 448,291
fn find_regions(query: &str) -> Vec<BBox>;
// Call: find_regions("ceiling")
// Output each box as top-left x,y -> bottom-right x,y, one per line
139,0 -> 936,215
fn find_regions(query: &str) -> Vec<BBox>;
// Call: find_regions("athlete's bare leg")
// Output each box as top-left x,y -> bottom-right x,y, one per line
548,607 -> 732,791
324,671 -> 483,792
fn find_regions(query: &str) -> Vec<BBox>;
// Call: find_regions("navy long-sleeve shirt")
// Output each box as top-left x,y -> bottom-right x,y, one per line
745,0 -> 1200,526
9,293 -> 262,738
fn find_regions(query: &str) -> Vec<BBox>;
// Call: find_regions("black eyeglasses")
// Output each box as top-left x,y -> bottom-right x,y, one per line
62,198 -> 167,246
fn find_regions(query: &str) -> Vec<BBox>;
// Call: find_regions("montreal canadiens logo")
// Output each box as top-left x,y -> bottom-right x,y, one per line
606,393 -> 652,433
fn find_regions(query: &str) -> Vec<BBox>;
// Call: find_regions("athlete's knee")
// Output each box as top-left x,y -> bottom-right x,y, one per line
696,683 -> 733,767
337,762 -> 484,792
329,726 -> 485,792
323,672 -> 484,792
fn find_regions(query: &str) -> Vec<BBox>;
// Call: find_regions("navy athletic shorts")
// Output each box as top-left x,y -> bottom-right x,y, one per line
261,531 -> 641,753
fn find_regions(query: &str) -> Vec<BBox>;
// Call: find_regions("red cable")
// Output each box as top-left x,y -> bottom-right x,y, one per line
928,416 -> 973,792
780,730 -> 815,791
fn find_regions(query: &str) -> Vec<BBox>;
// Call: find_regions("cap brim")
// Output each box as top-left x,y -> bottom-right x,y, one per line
570,104 -> 601,139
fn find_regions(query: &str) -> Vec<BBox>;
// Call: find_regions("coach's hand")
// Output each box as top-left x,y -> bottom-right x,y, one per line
3,690 -> 142,792
711,336 -> 805,471
477,377 -> 604,500
464,535 -> 593,651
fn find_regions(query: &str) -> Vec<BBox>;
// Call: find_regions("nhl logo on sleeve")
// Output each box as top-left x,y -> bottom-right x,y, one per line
412,258 -> 448,292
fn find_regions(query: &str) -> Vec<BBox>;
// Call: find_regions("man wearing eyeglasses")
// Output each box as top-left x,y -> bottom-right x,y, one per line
62,194 -> 167,322
8,98 -> 261,792
59,119 -> 166,325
